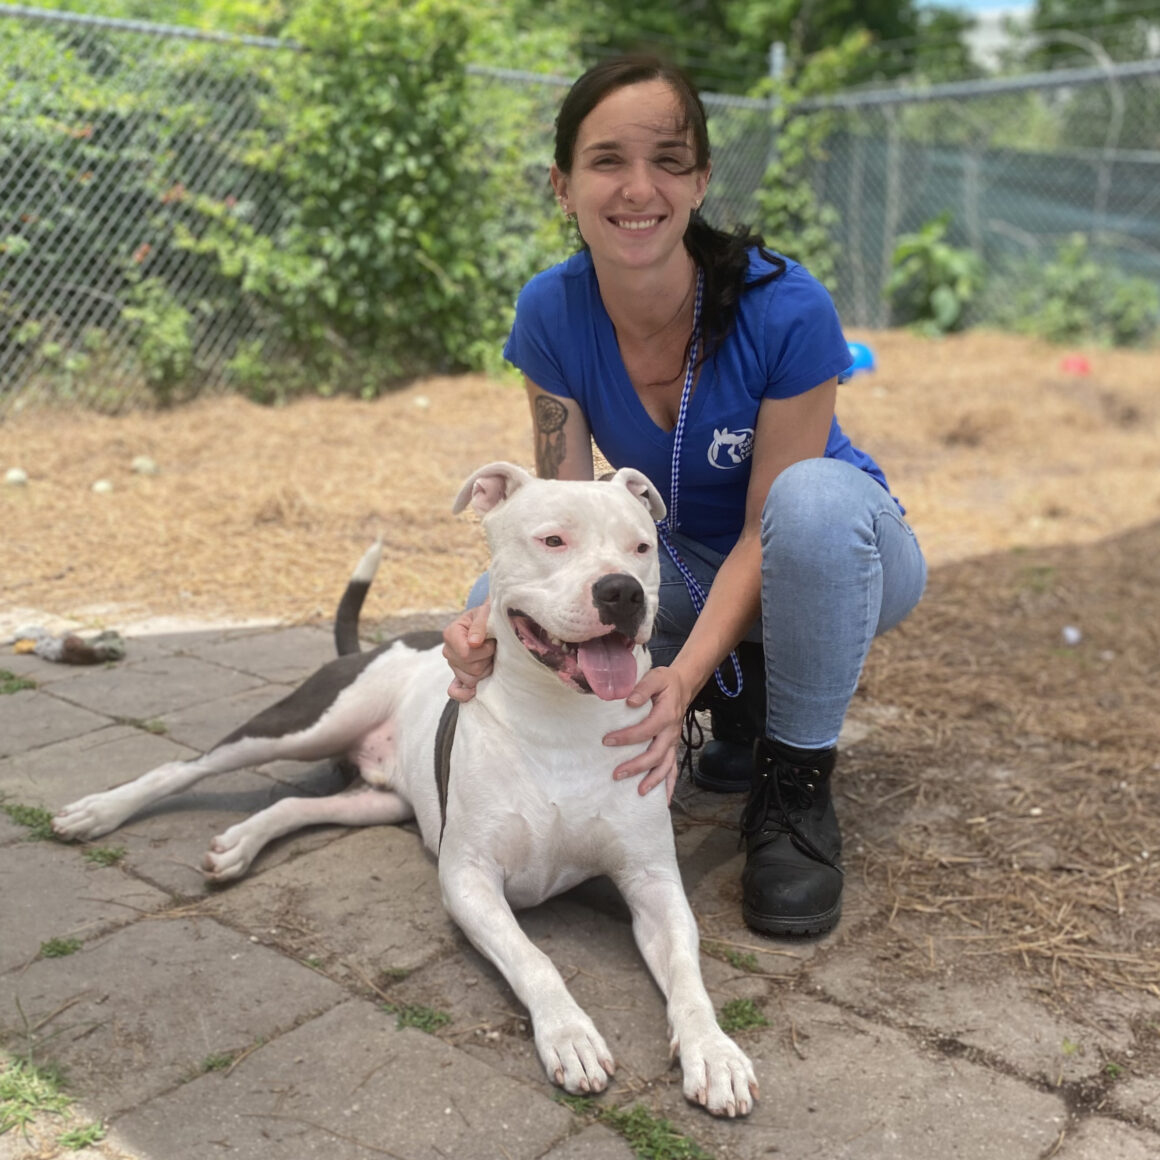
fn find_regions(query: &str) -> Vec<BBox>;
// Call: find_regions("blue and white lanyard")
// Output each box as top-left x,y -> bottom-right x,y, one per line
654,267 -> 744,699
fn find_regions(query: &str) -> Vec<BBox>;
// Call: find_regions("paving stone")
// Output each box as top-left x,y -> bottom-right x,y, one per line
809,943 -> 1149,1084
206,825 -> 457,979
0,688 -> 110,759
108,997 -> 574,1160
649,991 -> 1067,1160
0,917 -> 346,1117
1111,1067 -> 1160,1131
47,655 -> 266,720
0,840 -> 168,973
1054,1116 -> 1160,1159
178,624 -> 337,683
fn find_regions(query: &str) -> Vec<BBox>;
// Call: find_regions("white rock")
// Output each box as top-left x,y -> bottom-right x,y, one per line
131,455 -> 159,475
1061,625 -> 1082,646
92,479 -> 114,494
4,467 -> 28,486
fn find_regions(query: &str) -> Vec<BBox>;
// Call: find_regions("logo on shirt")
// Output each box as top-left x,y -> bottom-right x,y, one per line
708,427 -> 754,469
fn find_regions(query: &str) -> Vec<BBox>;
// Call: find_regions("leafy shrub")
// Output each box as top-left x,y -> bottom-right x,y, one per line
885,211 -> 984,334
993,234 -> 1159,348
181,0 -> 561,395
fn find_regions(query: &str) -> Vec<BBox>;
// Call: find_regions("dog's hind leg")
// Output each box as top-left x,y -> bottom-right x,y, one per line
203,785 -> 412,881
53,746 -> 258,842
617,869 -> 758,1118
52,723 -> 366,843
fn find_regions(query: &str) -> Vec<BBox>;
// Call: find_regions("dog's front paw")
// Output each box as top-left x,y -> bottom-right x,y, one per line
535,1015 -> 615,1096
677,1027 -> 758,1118
53,794 -> 126,841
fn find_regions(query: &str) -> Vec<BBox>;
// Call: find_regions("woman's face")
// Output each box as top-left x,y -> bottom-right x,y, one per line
551,79 -> 710,276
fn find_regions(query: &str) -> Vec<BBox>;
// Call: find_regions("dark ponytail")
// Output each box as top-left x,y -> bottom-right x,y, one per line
684,216 -> 785,363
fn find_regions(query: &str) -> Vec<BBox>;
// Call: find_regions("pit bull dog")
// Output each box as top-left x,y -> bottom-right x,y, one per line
53,462 -> 758,1116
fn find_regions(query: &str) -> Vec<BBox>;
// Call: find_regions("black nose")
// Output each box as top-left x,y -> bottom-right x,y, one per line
591,573 -> 646,637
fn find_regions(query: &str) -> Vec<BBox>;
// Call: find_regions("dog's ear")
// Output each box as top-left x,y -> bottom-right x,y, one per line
609,467 -> 666,522
452,462 -> 535,516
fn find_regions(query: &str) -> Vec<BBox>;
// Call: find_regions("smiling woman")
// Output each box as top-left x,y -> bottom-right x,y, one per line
441,54 -> 928,941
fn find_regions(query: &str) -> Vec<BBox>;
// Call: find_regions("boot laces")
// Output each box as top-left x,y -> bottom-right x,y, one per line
678,705 -> 705,784
739,757 -> 842,873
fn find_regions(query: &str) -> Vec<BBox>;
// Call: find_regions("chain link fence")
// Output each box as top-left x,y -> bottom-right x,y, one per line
3,5 -> 1159,416
796,60 -> 1160,330
1,5 -> 297,414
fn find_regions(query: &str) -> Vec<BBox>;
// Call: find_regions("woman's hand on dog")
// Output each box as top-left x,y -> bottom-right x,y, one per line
605,666 -> 692,804
443,601 -> 495,702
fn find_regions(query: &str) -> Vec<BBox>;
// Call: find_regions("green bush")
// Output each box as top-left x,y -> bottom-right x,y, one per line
993,234 -> 1159,348
181,0 -> 561,396
885,211 -> 984,334
3,3 -> 571,406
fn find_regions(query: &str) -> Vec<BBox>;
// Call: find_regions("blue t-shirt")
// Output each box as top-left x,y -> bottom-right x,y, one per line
504,248 -> 898,554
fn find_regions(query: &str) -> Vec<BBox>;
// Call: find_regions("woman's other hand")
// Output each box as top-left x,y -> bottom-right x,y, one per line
442,601 -> 495,702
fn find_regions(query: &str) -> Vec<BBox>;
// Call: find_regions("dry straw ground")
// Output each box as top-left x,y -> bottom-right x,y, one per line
3,328 -> 1159,1004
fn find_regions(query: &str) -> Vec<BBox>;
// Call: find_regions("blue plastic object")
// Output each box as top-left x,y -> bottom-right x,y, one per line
846,341 -> 876,375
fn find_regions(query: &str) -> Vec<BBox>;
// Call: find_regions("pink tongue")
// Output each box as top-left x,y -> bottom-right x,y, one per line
577,636 -> 638,701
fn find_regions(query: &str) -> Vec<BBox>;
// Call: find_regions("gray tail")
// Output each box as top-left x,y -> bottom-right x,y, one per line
334,539 -> 383,656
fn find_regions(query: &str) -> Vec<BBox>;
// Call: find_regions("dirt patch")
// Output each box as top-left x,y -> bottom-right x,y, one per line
2,328 -> 1158,631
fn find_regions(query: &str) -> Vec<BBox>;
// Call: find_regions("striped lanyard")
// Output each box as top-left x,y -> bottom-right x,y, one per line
655,266 -> 744,699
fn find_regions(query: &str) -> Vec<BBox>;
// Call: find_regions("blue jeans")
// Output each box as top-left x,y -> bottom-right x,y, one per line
651,458 -> 926,750
466,458 -> 926,752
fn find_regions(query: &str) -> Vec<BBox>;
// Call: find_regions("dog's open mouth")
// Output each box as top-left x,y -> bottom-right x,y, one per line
508,611 -> 638,701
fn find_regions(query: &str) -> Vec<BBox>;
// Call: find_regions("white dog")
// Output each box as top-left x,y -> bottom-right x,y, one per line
53,462 -> 758,1116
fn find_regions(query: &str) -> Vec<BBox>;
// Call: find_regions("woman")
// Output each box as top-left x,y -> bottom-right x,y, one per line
443,55 -> 926,937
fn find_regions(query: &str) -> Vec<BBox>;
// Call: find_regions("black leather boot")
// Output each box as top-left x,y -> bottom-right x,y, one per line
692,643 -> 766,794
740,738 -> 843,936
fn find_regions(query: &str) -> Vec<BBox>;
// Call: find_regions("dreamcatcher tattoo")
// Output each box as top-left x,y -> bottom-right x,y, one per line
533,395 -> 568,479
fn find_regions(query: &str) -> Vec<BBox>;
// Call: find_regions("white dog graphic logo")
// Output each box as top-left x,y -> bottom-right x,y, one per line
708,427 -> 754,468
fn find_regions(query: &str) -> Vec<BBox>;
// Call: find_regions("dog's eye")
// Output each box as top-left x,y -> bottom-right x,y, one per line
543,535 -> 565,548
636,542 -> 651,554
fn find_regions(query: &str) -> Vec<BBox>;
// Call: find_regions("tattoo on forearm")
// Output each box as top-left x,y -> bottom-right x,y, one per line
533,395 -> 568,479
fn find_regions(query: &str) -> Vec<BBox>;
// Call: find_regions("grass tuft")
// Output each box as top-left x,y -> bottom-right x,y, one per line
59,1122 -> 106,1149
717,998 -> 769,1034
39,938 -> 83,959
0,670 -> 37,695
2,803 -> 56,841
83,846 -> 127,867
380,1002 -> 452,1034
0,1057 -> 72,1136
554,1095 -> 712,1159
598,1104 -> 712,1160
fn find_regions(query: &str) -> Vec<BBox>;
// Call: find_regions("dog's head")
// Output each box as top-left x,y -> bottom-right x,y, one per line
454,463 -> 665,701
